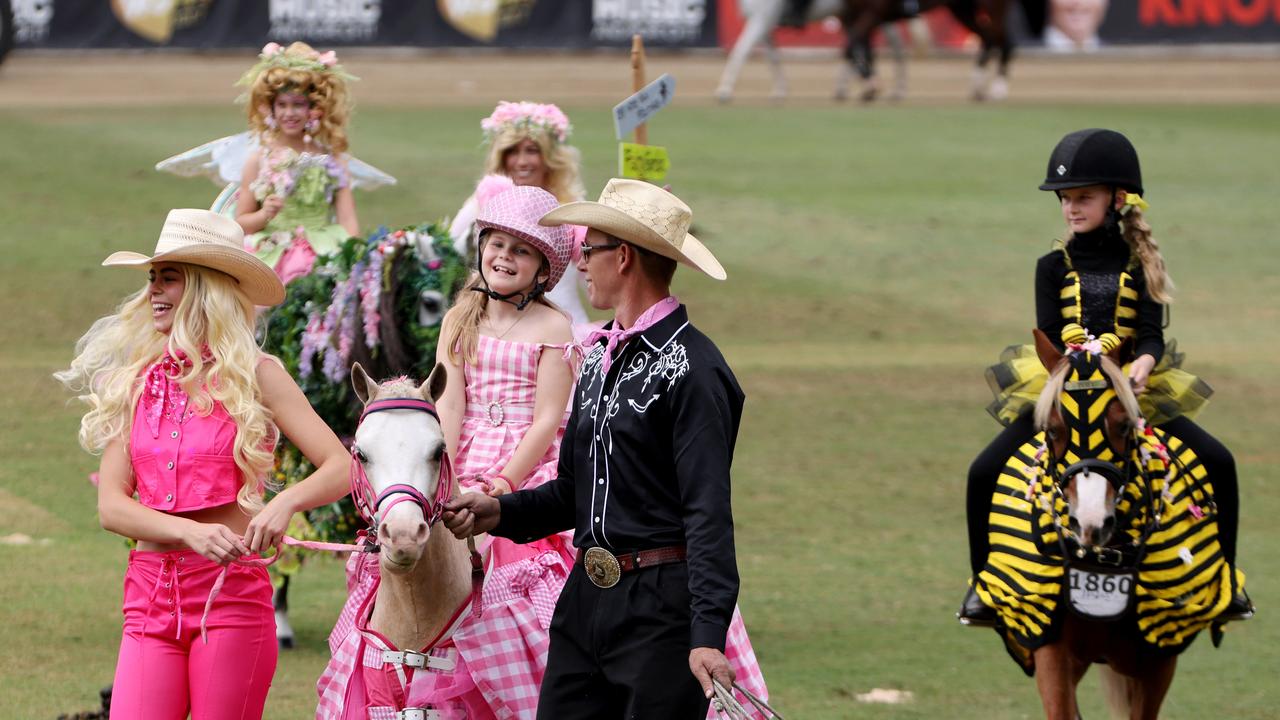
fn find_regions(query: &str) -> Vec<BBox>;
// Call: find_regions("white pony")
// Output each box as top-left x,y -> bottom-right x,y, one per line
715,0 -> 916,103
316,364 -> 493,719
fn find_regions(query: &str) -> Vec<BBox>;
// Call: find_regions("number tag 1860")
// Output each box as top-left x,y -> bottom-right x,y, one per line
1067,566 -> 1135,621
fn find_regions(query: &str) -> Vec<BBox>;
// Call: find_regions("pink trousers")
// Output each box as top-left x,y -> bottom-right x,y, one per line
110,550 -> 277,720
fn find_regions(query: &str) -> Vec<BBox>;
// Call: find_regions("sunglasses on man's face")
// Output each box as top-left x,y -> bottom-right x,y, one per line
579,242 -> 623,260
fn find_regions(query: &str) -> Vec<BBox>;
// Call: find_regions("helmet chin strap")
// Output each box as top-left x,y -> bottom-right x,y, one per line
470,281 -> 543,311
1103,188 -> 1123,234
472,238 -> 547,311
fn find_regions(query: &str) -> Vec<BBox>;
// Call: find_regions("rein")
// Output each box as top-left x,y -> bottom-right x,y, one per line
203,396 -> 466,645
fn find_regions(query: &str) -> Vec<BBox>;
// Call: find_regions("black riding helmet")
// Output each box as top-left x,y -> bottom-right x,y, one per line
1039,128 -> 1143,196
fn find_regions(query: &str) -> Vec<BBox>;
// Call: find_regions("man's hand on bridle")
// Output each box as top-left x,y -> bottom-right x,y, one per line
442,492 -> 501,539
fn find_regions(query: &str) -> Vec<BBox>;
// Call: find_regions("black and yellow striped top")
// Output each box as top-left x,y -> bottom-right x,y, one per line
1034,227 -> 1165,363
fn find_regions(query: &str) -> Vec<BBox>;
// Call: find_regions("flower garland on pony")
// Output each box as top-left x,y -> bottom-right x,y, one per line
260,223 -> 468,547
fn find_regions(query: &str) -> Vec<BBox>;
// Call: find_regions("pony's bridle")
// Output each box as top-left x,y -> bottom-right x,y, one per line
350,397 -> 454,532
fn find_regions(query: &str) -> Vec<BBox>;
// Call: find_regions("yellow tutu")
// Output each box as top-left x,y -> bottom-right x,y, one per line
984,338 -> 1212,427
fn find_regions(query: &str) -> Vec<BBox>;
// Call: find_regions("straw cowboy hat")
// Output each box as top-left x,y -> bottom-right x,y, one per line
103,209 -> 286,306
539,178 -> 726,280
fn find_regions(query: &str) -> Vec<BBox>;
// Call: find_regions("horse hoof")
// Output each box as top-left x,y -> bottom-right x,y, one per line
714,89 -> 733,105
860,87 -> 878,103
278,636 -> 294,650
988,78 -> 1009,101
833,89 -> 849,103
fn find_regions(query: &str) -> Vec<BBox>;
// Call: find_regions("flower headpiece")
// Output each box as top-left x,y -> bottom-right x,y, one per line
481,101 -> 572,145
237,42 -> 356,89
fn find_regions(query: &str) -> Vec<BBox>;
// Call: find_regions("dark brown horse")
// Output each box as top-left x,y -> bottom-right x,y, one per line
714,0 -> 1045,103
841,0 -> 1045,101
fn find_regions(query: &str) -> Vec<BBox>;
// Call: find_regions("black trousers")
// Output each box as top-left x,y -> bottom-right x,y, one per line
965,413 -> 1239,574
536,561 -> 711,720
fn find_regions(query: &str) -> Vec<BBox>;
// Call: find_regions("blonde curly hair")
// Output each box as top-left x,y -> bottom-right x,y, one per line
243,41 -> 352,154
55,265 -> 279,515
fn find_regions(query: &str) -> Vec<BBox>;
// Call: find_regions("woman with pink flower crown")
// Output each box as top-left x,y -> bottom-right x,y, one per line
157,42 -> 396,287
450,101 -> 592,326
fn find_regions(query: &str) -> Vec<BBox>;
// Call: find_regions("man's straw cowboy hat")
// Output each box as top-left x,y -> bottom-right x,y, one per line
539,178 -> 726,280
103,209 -> 286,306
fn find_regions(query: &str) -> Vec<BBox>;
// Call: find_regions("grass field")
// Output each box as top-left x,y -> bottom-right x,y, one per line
2,59 -> 1278,718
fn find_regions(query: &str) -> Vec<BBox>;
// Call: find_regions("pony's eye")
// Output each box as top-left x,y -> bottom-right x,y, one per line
354,447 -> 368,464
431,445 -> 444,463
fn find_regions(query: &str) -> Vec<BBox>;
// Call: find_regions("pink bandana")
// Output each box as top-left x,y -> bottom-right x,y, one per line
585,296 -> 679,374
140,348 -> 210,438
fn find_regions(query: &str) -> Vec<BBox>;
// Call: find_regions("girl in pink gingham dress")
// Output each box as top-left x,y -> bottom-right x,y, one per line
319,186 -> 576,720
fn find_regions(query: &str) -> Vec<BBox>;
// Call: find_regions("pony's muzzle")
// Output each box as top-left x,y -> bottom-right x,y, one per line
378,516 -> 429,566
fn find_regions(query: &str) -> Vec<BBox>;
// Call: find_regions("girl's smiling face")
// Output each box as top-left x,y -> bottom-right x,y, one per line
148,263 -> 186,335
272,92 -> 311,138
480,231 -> 548,296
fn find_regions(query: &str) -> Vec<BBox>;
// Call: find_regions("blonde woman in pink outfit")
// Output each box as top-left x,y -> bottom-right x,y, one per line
57,209 -> 351,719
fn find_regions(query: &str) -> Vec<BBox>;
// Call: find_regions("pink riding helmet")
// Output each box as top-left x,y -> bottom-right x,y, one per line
475,186 -> 574,292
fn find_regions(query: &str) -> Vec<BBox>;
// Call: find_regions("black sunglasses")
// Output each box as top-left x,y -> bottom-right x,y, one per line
579,242 -> 623,260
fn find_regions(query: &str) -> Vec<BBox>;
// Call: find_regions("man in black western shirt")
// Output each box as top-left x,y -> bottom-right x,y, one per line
443,178 -> 743,718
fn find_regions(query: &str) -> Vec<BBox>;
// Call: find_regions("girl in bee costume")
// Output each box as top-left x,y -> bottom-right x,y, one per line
958,128 -> 1248,623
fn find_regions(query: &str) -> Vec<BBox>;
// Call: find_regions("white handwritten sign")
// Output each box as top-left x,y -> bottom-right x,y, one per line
613,74 -> 676,140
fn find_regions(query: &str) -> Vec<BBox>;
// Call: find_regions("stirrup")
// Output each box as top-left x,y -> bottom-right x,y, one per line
1220,589 -> 1255,623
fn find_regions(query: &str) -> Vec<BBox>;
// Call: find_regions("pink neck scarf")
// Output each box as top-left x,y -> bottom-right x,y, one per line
584,296 -> 679,374
140,348 -> 210,437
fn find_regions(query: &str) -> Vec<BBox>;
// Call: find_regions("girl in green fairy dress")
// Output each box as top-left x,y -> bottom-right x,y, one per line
156,43 -> 395,288
233,42 -> 362,285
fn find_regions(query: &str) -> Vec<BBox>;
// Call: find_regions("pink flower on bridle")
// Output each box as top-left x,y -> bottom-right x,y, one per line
350,397 -> 455,530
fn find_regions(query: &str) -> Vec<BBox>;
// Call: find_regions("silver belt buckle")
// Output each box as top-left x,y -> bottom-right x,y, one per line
486,401 -> 505,426
584,546 -> 621,588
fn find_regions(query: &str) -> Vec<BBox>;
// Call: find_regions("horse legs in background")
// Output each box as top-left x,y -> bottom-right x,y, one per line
716,2 -> 785,103
842,14 -> 882,103
273,574 -> 294,650
763,37 -> 790,100
953,0 -> 1012,101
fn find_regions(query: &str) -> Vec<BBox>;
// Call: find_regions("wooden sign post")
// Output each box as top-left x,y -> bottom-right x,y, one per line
616,35 -> 673,182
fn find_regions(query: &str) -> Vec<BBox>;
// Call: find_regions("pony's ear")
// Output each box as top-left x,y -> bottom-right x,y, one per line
421,362 -> 448,404
351,362 -> 379,405
1033,328 -> 1063,371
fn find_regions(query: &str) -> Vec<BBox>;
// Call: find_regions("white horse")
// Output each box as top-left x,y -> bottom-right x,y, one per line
317,363 -> 489,718
714,0 -> 914,103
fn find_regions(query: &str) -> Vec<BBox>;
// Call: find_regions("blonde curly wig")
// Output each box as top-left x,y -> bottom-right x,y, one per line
56,264 -> 279,515
243,42 -> 352,154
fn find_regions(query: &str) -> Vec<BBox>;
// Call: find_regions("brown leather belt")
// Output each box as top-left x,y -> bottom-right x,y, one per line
578,545 -> 687,588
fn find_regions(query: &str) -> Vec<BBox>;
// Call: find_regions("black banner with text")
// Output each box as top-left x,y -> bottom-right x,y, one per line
10,0 -> 717,49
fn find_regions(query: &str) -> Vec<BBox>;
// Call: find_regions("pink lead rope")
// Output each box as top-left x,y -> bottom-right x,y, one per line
202,397 -> 457,644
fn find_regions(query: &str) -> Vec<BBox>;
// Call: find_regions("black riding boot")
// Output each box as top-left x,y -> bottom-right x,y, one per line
958,414 -> 1036,625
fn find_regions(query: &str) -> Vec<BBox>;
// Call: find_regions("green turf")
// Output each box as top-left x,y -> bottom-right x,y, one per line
2,101 -> 1277,718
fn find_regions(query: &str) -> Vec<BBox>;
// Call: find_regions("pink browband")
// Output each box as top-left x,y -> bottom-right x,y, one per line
350,397 -> 455,531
